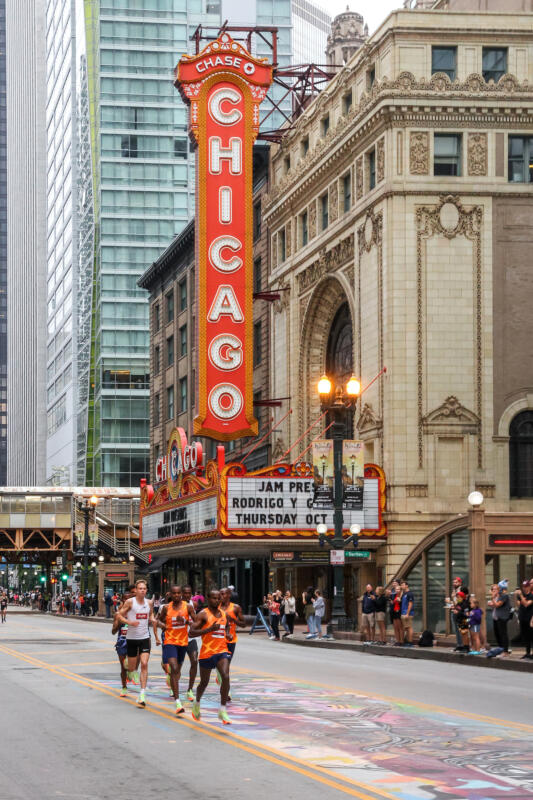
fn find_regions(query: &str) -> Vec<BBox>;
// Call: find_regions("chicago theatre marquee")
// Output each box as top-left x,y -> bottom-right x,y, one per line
140,427 -> 386,613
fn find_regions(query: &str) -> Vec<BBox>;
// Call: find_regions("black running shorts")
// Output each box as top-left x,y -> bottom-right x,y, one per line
126,637 -> 151,657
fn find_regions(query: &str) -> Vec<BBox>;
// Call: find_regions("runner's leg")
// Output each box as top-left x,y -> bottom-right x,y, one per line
187,647 -> 198,693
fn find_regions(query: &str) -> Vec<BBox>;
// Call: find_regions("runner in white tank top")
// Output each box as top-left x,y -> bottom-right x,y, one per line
116,580 -> 154,707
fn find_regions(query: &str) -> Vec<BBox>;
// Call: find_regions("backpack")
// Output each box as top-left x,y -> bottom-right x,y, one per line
418,629 -> 434,647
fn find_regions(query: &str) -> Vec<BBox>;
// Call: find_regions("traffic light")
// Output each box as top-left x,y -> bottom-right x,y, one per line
61,572 -> 68,582
39,575 -> 46,584
51,577 -> 57,584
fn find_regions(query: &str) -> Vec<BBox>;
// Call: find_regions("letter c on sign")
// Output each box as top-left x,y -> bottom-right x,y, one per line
209,334 -> 243,371
208,87 -> 242,125
209,383 -> 243,420
209,236 -> 242,273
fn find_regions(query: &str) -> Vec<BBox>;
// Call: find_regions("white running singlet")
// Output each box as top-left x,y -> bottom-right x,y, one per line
125,597 -> 151,640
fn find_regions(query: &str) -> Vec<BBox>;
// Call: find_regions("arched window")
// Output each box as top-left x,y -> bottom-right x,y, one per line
510,411 -> 533,497
326,302 -> 354,438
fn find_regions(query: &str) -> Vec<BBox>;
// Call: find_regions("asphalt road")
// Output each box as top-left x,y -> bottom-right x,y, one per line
1,611 -> 533,800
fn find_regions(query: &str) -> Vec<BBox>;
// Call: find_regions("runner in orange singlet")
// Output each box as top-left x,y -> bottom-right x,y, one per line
220,587 -> 245,700
154,585 -> 195,715
188,588 -> 231,724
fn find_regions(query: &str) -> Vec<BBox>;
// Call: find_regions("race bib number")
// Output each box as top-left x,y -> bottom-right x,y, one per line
171,617 -> 185,629
136,613 -> 148,620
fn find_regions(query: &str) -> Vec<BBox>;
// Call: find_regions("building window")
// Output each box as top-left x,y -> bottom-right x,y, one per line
253,321 -> 262,365
167,386 -> 174,419
154,444 -> 160,466
342,91 -> 352,115
482,47 -> 507,83
179,324 -> 187,357
434,134 -> 462,176
278,228 -> 286,262
342,172 -> 351,212
253,201 -> 261,240
121,134 -> 137,158
510,411 -> 533,497
167,335 -> 174,367
154,393 -> 160,426
253,257 -> 262,294
321,114 -> 330,137
300,210 -> 308,246
301,135 -> 309,157
154,303 -> 160,332
321,193 -> 328,230
174,138 -> 187,157
153,346 -> 160,375
367,65 -> 376,89
508,136 -> 533,183
179,279 -> 187,311
432,46 -> 457,80
179,377 -> 187,413
166,291 -> 174,323
284,155 -> 291,174
368,149 -> 376,189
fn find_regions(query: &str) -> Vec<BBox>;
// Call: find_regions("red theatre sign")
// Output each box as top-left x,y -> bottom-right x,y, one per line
176,34 -> 272,441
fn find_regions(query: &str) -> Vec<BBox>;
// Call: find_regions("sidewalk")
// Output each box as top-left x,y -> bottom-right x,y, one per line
283,630 -> 533,673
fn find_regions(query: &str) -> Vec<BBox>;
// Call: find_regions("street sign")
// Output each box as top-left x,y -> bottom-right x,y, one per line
330,550 -> 345,565
344,550 -> 371,559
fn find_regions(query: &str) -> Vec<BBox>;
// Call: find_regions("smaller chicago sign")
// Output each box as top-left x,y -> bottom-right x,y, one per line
176,34 -> 273,441
156,426 -> 203,499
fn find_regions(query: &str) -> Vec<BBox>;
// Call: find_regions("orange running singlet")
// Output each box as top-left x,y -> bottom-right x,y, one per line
225,602 -> 238,644
164,601 -> 189,646
199,608 -> 228,659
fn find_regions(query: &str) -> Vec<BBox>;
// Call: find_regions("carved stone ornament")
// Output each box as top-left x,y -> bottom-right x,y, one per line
467,132 -> 488,176
422,396 -> 480,435
285,219 -> 292,258
355,157 -> 363,200
357,207 -> 383,256
377,137 -> 385,183
273,280 -> 290,314
410,131 -> 429,175
271,437 -> 287,462
297,234 -> 354,295
330,181 -> 339,224
356,402 -> 382,438
308,200 -> 317,240
271,234 -> 278,269
262,71 -> 530,213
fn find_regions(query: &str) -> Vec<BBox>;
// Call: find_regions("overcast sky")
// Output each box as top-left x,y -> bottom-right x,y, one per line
327,1 -> 407,34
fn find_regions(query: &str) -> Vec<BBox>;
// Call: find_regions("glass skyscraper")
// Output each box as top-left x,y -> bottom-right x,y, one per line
44,0 -> 330,488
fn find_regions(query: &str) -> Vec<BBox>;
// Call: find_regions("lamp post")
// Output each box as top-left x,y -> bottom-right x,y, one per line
316,374 -> 361,630
78,495 -> 99,594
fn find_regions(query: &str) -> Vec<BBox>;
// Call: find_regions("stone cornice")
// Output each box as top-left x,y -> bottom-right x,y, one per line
264,71 -> 533,221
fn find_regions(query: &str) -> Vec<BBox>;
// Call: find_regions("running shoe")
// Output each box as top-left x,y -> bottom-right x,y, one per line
137,691 -> 146,708
128,670 -> 140,685
191,700 -> 201,721
120,687 -> 128,697
175,699 -> 185,716
166,673 -> 172,688
218,708 -> 231,725
186,689 -> 195,701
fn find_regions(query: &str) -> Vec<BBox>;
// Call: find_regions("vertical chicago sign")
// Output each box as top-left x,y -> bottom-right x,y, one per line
176,35 -> 272,440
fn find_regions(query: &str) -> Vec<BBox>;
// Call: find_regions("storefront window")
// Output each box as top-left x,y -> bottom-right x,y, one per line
404,559 -> 423,630
450,528 -> 470,588
427,538 -> 446,633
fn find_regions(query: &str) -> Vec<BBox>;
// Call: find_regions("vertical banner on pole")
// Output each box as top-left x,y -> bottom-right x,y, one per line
312,440 -> 334,508
342,440 -> 365,510
176,34 -> 273,441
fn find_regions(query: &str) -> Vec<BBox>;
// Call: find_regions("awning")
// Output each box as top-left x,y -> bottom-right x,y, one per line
145,555 -> 170,574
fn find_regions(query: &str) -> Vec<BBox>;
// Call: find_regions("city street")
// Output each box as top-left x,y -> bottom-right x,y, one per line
1,613 -> 532,800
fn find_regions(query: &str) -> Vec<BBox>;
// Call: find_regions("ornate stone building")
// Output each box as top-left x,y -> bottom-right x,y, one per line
264,5 -> 533,614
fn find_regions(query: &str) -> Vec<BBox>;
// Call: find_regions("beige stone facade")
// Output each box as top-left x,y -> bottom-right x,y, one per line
264,7 -> 533,582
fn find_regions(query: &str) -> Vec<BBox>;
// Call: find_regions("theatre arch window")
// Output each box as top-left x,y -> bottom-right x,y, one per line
510,411 -> 533,497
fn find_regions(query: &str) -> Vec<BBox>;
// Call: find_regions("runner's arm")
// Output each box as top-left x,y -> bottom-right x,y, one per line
189,610 -> 218,637
187,602 -> 197,623
231,604 -> 246,628
115,598 -> 134,626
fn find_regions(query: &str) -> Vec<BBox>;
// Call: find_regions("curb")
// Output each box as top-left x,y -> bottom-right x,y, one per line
283,636 -> 533,673
8,610 -> 112,625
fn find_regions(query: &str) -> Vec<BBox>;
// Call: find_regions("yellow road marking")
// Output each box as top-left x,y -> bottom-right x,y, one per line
230,666 -> 533,733
0,642 -> 395,800
48,660 -> 119,667
20,647 -> 112,656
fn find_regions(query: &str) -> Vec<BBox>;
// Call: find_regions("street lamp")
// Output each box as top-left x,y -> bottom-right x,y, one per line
316,374 -> 362,630
468,490 -> 484,508
77,495 -> 99,594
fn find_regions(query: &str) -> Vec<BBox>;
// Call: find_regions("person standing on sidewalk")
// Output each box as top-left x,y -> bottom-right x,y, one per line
488,580 -> 511,655
268,593 -> 281,641
446,576 -> 464,651
303,586 -> 316,639
282,590 -> 296,637
400,580 -> 415,646
515,581 -> 533,659
360,584 -> 376,643
374,586 -> 387,644
313,590 -> 325,639
104,592 -> 113,619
